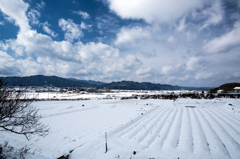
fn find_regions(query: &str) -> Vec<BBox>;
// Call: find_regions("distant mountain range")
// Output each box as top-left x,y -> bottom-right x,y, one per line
2,75 -> 213,90
3,75 -> 97,88
99,81 -> 212,90
100,81 -> 181,90
68,78 -> 106,86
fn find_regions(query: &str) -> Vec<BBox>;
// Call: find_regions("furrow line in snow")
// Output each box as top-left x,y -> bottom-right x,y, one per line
189,108 -> 210,154
208,108 -> 240,145
120,105 -> 166,140
113,106 -> 161,137
64,109 -> 139,149
43,106 -> 99,118
129,105 -> 170,143
77,107 -> 137,130
74,110 -> 136,139
162,106 -> 183,151
194,108 -> 231,159
54,109 -> 118,134
211,107 -> 240,128
177,107 -> 193,153
199,108 -> 240,159
221,104 -> 240,120
151,106 -> 178,149
50,107 -> 136,145
140,106 -> 175,147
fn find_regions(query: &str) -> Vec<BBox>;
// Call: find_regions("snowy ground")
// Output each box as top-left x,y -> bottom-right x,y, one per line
26,90 -> 187,100
1,97 -> 240,159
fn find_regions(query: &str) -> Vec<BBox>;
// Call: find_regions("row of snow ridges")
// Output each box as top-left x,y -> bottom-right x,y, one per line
121,93 -> 240,100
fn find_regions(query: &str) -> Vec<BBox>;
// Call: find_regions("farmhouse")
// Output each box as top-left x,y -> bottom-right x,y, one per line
233,87 -> 240,93
217,90 -> 225,94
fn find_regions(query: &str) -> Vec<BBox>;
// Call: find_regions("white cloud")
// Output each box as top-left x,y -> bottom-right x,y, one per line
161,65 -> 173,74
199,1 -> 224,30
177,17 -> 186,32
203,21 -> 240,53
136,67 -> 153,76
96,15 -> 121,34
114,26 -> 151,45
122,55 -> 142,70
179,75 -> 190,81
72,10 -> 91,19
80,22 -> 91,29
0,50 -> 20,75
59,19 -> 83,42
233,72 -> 240,78
0,0 -> 30,32
186,57 -> 201,71
42,22 -> 58,37
186,31 -> 197,41
16,57 -> 43,76
167,36 -> 175,43
0,50 -> 15,66
37,1 -> 45,10
0,41 -> 9,50
107,0 -> 210,23
76,42 -> 119,63
195,72 -> 213,80
0,21 -> 4,25
28,9 -> 40,25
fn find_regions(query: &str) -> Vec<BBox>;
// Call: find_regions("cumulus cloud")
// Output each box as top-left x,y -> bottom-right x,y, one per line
167,36 -> 175,43
36,1 -> 45,10
96,14 -> 121,34
114,26 -> 151,45
199,1 -> 224,30
186,57 -> 201,71
195,72 -> 213,80
0,0 -> 30,32
203,21 -> 240,53
107,0 -> 210,23
28,9 -> 40,25
136,67 -> 153,76
176,17 -> 186,32
0,41 -> 9,50
0,50 -> 20,75
179,75 -> 190,81
59,19 -> 84,42
42,21 -> 58,37
233,71 -> 240,78
72,10 -> 91,19
16,57 -> 43,76
121,55 -> 142,70
76,42 -> 119,63
161,65 -> 173,74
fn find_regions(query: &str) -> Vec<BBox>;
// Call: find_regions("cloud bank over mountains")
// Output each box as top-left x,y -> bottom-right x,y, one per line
0,0 -> 239,87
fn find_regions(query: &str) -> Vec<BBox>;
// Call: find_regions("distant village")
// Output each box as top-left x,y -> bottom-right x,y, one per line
5,85 -> 240,95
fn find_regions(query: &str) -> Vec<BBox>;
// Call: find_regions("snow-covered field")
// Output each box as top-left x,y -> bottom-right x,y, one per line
1,97 -> 240,159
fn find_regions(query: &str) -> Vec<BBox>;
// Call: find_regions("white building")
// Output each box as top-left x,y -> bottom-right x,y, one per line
233,87 -> 240,92
217,90 -> 224,94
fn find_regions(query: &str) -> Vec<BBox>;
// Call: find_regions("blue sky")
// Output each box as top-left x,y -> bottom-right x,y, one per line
0,0 -> 240,87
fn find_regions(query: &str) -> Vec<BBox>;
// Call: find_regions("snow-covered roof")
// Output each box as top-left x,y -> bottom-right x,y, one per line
233,87 -> 240,90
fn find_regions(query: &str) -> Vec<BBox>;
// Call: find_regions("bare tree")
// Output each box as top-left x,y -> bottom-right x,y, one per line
0,77 -> 49,140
